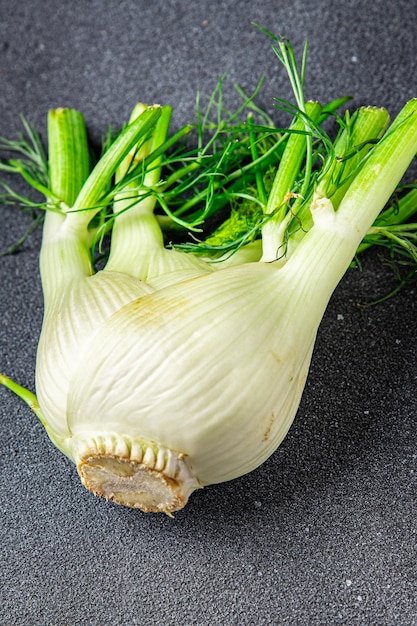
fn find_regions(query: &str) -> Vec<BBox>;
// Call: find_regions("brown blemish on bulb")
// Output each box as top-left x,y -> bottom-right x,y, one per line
262,411 -> 276,442
269,350 -> 282,363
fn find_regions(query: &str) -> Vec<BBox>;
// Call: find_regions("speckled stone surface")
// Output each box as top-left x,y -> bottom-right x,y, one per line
0,2 -> 416,624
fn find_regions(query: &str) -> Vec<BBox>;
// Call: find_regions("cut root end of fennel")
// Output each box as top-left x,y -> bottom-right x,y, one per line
73,434 -> 201,514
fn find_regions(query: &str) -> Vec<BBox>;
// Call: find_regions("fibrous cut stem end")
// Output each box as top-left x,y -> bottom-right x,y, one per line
79,457 -> 188,515
73,433 -> 201,515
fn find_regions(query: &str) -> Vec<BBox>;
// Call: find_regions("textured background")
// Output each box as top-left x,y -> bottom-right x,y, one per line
0,1 -> 416,625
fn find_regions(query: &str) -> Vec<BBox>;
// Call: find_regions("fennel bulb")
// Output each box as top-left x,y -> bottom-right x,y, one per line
1,42 -> 417,514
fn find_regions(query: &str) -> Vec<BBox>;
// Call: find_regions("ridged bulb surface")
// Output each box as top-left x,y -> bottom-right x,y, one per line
51,262 -> 320,486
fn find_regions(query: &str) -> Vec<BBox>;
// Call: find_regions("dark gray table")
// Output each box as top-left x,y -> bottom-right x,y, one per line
1,2 -> 416,624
